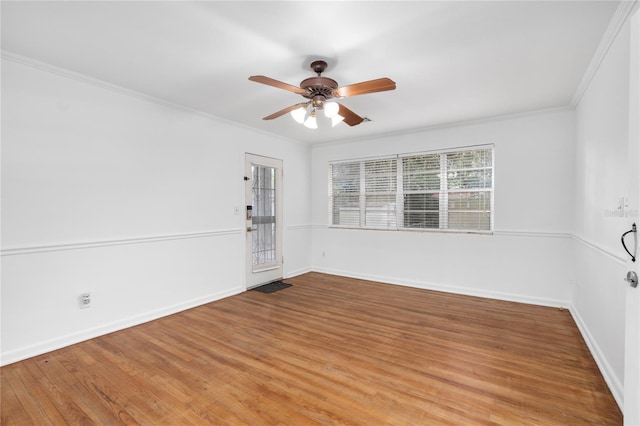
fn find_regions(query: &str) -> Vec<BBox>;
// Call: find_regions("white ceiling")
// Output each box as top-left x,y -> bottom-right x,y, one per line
1,1 -> 620,144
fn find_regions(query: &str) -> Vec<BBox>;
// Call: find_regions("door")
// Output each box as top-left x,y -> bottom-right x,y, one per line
625,8 -> 639,425
245,154 -> 283,289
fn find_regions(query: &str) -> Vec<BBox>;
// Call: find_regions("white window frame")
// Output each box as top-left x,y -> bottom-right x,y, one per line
328,145 -> 494,233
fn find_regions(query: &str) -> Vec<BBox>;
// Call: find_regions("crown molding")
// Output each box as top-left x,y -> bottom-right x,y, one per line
312,105 -> 574,149
571,0 -> 639,107
0,50 -> 302,146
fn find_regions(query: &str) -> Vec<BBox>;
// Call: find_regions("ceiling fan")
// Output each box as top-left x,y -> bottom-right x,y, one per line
248,60 -> 396,128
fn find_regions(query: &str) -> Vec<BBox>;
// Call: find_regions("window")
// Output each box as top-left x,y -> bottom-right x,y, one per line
328,146 -> 494,232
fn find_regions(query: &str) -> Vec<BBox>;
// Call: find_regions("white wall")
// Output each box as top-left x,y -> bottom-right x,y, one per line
311,110 -> 575,306
573,16 -> 632,410
0,57 -> 311,365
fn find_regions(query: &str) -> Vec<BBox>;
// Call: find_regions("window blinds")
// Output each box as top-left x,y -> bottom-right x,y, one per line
329,146 -> 494,232
364,158 -> 397,228
329,161 -> 361,227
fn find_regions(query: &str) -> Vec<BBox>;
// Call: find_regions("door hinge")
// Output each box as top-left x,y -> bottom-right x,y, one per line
282,256 -> 284,264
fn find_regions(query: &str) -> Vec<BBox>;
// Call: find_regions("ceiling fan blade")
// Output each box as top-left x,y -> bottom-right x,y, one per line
333,78 -> 396,98
249,75 -> 306,95
262,102 -> 310,120
337,103 -> 364,126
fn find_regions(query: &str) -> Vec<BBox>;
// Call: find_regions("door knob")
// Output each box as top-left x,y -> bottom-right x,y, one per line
624,271 -> 638,288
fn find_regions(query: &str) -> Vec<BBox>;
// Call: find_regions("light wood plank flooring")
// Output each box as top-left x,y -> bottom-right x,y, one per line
1,272 -> 622,425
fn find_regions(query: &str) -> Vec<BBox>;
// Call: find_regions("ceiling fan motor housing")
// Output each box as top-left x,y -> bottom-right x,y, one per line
300,77 -> 338,108
300,61 -> 337,109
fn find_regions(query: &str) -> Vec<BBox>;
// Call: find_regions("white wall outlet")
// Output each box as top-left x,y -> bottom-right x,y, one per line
79,293 -> 91,309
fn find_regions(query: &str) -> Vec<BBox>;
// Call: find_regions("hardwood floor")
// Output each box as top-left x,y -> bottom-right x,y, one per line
1,272 -> 622,425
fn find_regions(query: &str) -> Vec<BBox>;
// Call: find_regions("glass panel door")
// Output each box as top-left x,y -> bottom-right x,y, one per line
244,154 -> 283,289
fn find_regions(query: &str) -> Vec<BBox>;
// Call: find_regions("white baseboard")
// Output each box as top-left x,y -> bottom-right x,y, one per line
0,286 -> 244,367
311,266 -> 569,308
568,304 -> 624,410
284,266 -> 312,279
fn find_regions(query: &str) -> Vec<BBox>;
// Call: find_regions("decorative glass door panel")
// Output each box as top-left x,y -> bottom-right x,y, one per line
252,164 -> 277,270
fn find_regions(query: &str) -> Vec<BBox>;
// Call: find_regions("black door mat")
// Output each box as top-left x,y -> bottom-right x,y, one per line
252,281 -> 292,293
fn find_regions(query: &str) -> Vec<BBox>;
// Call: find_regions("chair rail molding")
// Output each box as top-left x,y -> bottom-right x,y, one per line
1,229 -> 243,257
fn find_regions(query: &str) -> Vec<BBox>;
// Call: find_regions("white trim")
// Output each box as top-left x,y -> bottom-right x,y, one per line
568,304 -> 624,410
316,225 -> 571,239
0,286 -> 244,367
284,266 -> 312,278
494,230 -> 572,239
572,233 -> 627,265
313,226 -> 618,257
327,225 -> 494,235
327,143 -> 495,166
329,153 -> 398,165
311,266 -> 570,309
252,265 -> 279,273
398,143 -> 495,159
312,106 -> 574,148
286,224 -> 312,231
1,229 -> 242,257
0,50 -> 302,146
571,0 -> 639,107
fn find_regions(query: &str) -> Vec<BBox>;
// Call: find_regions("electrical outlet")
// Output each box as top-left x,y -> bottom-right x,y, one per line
79,293 -> 91,309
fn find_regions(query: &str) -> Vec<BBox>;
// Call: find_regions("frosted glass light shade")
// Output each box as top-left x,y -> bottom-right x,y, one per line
331,115 -> 345,127
324,102 -> 339,118
303,115 -> 318,129
290,107 -> 307,124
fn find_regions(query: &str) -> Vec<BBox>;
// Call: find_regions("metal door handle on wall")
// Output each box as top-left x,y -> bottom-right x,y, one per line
621,223 -> 637,262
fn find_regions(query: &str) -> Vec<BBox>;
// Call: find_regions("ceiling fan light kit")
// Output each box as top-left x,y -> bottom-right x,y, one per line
291,106 -> 307,124
324,101 -> 340,118
249,60 -> 396,129
303,110 -> 318,129
331,115 -> 345,127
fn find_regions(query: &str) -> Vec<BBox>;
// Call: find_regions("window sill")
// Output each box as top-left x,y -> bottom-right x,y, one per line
327,225 -> 493,236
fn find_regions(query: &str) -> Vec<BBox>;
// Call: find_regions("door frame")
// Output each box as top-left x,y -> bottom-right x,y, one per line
624,6 -> 639,424
244,153 -> 283,289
